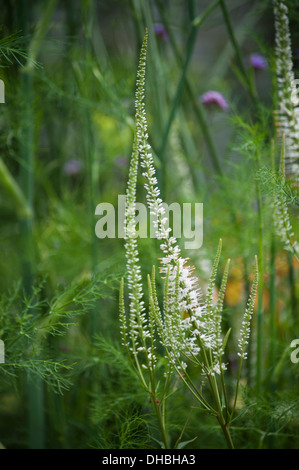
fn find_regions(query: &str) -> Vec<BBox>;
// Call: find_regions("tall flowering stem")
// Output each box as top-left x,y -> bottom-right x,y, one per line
272,135 -> 299,260
121,30 -> 259,449
140,123 -> 258,446
120,29 -> 171,449
273,0 -> 299,180
230,256 -> 259,423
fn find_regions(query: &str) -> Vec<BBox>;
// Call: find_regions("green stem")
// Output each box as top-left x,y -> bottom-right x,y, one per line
255,157 -> 264,395
209,372 -> 234,448
20,51 -> 45,452
219,354 -> 230,421
269,141 -> 277,390
210,372 -> 234,448
81,0 -> 100,338
158,0 -> 198,197
230,357 -> 243,424
155,0 -> 222,176
159,333 -> 216,414
0,159 -> 32,218
18,0 -> 57,448
287,251 -> 297,325
152,396 -> 169,449
219,0 -> 258,107
196,334 -> 234,448
192,0 -> 221,27
217,415 -> 235,449
148,365 -> 169,449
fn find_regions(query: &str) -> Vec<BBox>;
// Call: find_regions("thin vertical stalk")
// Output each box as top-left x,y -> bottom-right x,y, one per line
157,0 -> 198,197
19,28 -> 44,456
269,140 -> 277,389
131,0 -> 168,197
192,0 -> 221,27
24,0 -> 58,73
255,156 -> 264,395
81,0 -> 100,338
155,0 -> 222,176
149,372 -> 170,449
18,0 -> 40,448
130,0 -> 168,149
141,0 -> 168,126
18,0 -> 57,448
196,335 -> 235,449
0,159 -> 32,219
268,246 -> 277,452
287,252 -> 297,325
230,356 -> 244,424
209,373 -> 234,449
219,0 -> 259,108
269,140 -> 277,446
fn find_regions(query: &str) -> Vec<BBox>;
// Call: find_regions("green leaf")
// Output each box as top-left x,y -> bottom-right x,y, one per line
176,436 -> 198,449
222,328 -> 231,352
230,402 -> 257,424
151,436 -> 165,449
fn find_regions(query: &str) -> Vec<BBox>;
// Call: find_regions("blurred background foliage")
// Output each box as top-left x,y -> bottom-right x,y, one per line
0,0 -> 298,449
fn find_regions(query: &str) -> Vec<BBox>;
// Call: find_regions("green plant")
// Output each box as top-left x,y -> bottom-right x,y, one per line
120,29 -> 259,449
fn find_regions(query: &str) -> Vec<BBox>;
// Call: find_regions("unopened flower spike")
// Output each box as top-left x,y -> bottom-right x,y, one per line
238,256 -> 259,360
121,29 -> 154,372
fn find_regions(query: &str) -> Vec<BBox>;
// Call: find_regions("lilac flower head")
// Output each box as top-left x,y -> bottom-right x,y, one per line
63,159 -> 83,175
153,24 -> 169,41
201,91 -> 229,111
248,53 -> 268,70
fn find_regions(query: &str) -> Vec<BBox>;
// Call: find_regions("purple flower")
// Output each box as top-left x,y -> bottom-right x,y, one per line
247,53 -> 268,70
63,160 -> 83,175
200,91 -> 229,111
115,156 -> 128,168
154,24 -> 169,41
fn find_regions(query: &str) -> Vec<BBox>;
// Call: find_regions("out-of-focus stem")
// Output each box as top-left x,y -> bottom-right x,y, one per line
255,154 -> 264,395
155,0 -> 223,177
19,0 -> 57,449
219,0 -> 259,108
0,159 -> 32,219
